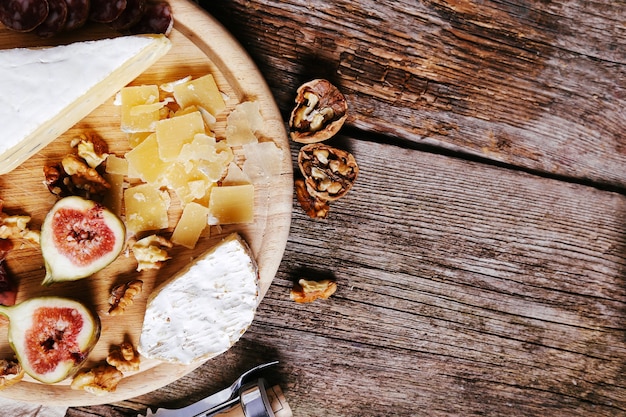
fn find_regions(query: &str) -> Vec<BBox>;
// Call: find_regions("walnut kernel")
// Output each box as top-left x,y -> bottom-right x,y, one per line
289,79 -> 348,143
44,133 -> 111,200
71,133 -> 110,168
71,364 -> 123,395
0,207 -> 40,244
62,154 -> 111,195
0,358 -> 24,390
107,342 -> 140,372
131,234 -> 173,271
290,278 -> 337,303
108,280 -> 143,316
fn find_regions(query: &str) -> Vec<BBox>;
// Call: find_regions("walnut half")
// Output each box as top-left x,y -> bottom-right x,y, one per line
290,278 -> 337,303
130,234 -> 173,272
0,358 -> 24,390
0,211 -> 40,244
108,280 -> 143,316
298,143 -> 359,202
71,364 -> 123,396
295,179 -> 330,219
43,133 -> 111,200
289,79 -> 348,143
107,342 -> 140,372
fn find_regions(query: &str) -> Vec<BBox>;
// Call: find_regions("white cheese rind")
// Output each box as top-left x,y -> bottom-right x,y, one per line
138,233 -> 259,365
0,34 -> 172,175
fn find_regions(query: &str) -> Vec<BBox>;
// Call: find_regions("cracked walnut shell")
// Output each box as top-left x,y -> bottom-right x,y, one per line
298,143 -> 358,201
295,179 -> 330,219
289,79 -> 348,143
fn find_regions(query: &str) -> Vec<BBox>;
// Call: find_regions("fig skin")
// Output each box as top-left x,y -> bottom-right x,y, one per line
0,297 -> 101,384
40,196 -> 125,285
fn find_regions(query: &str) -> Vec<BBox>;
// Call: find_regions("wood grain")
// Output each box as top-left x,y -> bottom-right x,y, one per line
56,0 -> 626,416
0,0 -> 292,406
201,0 -> 626,189
78,137 -> 626,416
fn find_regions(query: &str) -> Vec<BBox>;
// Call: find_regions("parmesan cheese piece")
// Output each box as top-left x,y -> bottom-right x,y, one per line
171,202 -> 210,248
172,74 -> 226,116
0,34 -> 172,175
208,184 -> 255,225
138,233 -> 258,364
125,133 -> 168,184
120,85 -> 162,133
124,184 -> 170,234
155,111 -> 205,161
105,155 -> 128,175
225,101 -> 263,146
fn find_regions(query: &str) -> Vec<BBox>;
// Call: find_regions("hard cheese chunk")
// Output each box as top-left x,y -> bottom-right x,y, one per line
125,133 -> 168,184
171,202 -> 210,249
105,154 -> 128,175
138,233 -> 258,364
209,184 -> 254,225
164,162 -> 212,206
124,184 -> 170,234
103,173 -> 124,216
120,85 -> 163,133
173,74 -> 226,116
225,101 -> 263,146
156,111 -> 205,161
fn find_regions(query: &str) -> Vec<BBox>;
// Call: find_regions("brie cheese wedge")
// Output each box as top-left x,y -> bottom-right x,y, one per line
0,34 -> 172,175
138,233 -> 259,365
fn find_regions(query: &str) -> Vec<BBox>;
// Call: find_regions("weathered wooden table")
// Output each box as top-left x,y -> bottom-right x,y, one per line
68,1 -> 626,416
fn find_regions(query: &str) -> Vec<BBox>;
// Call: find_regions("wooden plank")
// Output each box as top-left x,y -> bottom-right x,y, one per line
0,0 -> 292,406
96,138 -> 626,416
200,0 -> 626,189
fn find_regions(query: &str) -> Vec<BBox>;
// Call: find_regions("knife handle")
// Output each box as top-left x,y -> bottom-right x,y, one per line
213,384 -> 292,417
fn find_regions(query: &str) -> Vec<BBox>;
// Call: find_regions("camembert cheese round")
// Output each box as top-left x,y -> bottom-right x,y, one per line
138,233 -> 259,365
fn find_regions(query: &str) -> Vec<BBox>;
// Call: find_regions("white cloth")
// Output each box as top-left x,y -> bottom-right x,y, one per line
0,396 -> 67,417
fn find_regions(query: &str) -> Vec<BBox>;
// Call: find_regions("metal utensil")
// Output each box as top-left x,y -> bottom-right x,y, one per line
140,361 -> 279,417
201,378 -> 275,417
239,378 -> 275,417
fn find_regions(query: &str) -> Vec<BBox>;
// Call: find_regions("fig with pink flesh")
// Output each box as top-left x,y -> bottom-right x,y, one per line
0,297 -> 101,384
40,196 -> 125,285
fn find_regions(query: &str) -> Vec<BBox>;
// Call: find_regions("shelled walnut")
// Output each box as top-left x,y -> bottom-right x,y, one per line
71,133 -> 109,168
290,278 -> 337,303
108,280 -> 143,316
0,208 -> 40,244
130,234 -> 173,271
43,133 -> 111,200
61,154 -> 110,194
0,358 -> 24,390
71,363 -> 123,395
289,79 -> 348,143
107,342 -> 140,372
298,143 -> 359,202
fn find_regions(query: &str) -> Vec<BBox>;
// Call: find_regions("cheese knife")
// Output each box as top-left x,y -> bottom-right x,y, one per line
139,361 -> 279,417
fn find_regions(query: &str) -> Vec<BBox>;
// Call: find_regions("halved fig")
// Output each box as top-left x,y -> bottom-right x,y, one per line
0,297 -> 101,384
40,196 -> 125,285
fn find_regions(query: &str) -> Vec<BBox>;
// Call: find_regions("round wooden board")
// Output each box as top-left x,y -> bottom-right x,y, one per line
0,0 -> 292,406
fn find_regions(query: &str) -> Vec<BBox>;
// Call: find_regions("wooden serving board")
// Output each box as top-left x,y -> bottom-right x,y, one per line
0,0 -> 292,406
